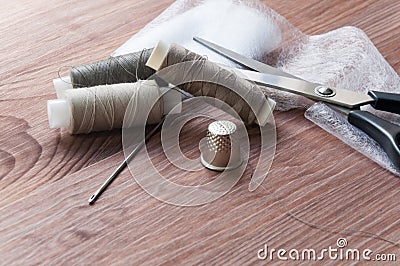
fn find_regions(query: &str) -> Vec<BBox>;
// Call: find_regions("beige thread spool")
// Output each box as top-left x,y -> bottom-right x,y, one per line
146,41 -> 275,126
47,80 -> 181,134
200,120 -> 242,171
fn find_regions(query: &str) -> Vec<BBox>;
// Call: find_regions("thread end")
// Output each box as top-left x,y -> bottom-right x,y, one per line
146,41 -> 170,71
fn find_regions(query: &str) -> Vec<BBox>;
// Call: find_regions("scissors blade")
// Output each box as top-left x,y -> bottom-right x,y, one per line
193,37 -> 298,79
234,69 -> 374,109
193,37 -> 374,109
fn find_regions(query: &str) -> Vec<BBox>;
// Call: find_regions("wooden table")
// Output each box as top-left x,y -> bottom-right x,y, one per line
1,0 -> 399,265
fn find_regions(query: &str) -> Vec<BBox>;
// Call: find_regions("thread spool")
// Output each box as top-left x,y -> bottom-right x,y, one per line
53,49 -> 155,98
146,41 -> 275,126
47,81 -> 181,134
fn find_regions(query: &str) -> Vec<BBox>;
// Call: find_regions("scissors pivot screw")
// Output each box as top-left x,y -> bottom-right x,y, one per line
315,86 -> 336,97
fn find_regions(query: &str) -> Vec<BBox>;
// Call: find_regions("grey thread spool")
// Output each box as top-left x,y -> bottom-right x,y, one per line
70,48 -> 155,88
146,42 -> 275,126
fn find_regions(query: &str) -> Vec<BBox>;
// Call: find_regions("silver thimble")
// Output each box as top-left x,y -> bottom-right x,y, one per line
200,120 -> 242,171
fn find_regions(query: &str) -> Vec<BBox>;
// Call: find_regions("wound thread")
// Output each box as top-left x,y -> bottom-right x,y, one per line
70,48 -> 155,88
155,43 -> 273,125
65,81 -> 163,134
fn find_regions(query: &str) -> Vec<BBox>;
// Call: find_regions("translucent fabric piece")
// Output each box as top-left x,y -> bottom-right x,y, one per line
305,102 -> 399,176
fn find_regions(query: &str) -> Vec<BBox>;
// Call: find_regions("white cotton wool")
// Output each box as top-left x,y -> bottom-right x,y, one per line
113,0 -> 282,66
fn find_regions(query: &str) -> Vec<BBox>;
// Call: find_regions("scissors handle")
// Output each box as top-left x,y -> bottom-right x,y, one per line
348,110 -> 400,168
368,91 -> 400,115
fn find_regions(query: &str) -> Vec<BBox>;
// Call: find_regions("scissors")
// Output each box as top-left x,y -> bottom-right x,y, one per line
193,37 -> 400,169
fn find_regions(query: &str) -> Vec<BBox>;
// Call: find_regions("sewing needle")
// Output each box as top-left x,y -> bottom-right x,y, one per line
88,118 -> 165,205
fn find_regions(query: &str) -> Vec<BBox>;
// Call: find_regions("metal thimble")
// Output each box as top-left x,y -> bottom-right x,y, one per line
200,120 -> 242,171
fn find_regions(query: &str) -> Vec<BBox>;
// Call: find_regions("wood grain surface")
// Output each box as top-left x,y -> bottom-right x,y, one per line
0,0 -> 399,265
